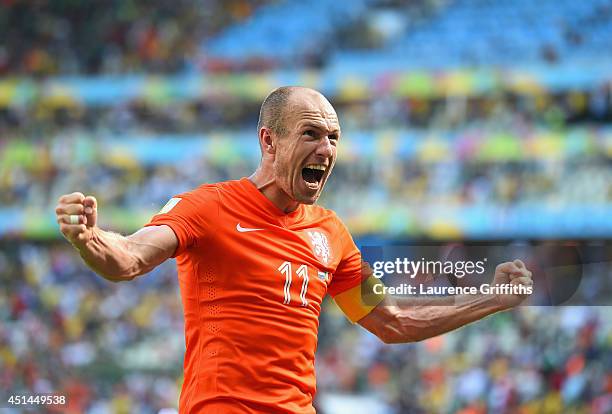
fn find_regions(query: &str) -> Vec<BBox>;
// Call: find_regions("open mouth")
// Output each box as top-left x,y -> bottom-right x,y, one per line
301,164 -> 326,187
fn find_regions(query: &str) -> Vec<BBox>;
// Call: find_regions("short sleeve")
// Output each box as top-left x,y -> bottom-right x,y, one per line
328,218 -> 363,297
329,216 -> 386,323
145,185 -> 220,257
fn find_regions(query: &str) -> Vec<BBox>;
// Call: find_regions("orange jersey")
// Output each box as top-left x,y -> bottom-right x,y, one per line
145,178 -> 369,413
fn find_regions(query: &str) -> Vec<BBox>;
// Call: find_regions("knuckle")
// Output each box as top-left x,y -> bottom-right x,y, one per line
64,205 -> 82,214
68,192 -> 85,203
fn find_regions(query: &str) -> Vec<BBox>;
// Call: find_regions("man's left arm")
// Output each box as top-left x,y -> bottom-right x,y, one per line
357,260 -> 533,344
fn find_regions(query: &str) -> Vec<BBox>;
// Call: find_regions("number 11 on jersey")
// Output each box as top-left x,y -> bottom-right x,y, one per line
278,261 -> 309,306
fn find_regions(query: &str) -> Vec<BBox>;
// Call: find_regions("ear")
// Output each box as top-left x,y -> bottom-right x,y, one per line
259,127 -> 276,155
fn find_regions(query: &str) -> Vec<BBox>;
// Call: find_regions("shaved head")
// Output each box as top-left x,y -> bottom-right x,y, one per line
257,86 -> 294,136
257,86 -> 331,136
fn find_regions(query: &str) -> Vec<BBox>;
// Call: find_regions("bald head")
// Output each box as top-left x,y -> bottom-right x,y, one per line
257,86 -> 333,136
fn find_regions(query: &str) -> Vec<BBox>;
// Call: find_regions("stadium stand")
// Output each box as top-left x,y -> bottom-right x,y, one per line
0,0 -> 271,75
206,0 -> 612,69
344,0 -> 612,68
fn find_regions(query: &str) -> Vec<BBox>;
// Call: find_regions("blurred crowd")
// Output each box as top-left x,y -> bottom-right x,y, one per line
2,125 -> 610,237
0,0 -> 269,76
3,0 -> 611,76
1,243 -> 611,413
318,300 -> 612,413
1,243 -> 183,413
1,86 -> 611,238
1,84 -> 611,135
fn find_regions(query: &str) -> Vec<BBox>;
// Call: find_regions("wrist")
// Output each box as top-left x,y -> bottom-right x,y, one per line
71,227 -> 98,254
492,293 -> 513,312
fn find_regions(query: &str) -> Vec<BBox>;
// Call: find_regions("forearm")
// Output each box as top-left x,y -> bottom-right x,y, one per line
57,193 -> 177,281
364,294 -> 504,344
73,228 -> 156,282
392,294 -> 503,343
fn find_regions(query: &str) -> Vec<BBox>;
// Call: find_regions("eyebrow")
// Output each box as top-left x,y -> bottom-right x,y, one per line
301,122 -> 341,134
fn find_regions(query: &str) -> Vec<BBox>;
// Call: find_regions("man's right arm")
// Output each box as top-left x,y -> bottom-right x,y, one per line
56,192 -> 178,282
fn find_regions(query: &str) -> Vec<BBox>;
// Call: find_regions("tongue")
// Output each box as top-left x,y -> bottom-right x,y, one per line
302,168 -> 318,184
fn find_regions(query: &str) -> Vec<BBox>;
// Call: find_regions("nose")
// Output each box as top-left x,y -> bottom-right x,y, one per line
315,136 -> 334,159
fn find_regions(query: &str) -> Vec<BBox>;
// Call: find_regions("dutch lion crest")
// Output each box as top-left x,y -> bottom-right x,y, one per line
307,231 -> 331,265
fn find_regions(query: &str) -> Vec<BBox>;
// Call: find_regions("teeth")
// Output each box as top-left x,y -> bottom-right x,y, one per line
305,164 -> 326,171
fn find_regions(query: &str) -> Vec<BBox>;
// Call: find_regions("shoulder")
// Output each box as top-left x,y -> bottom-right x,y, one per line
164,182 -> 223,216
177,179 -> 254,214
304,202 -> 334,219
180,179 -> 241,202
212,178 -> 246,195
304,204 -> 347,233
312,207 -> 356,254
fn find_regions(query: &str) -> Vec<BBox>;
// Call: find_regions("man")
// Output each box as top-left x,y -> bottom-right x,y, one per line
56,86 -> 533,413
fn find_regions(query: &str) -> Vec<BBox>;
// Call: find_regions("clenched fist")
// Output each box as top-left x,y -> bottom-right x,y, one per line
55,192 -> 98,247
492,259 -> 533,309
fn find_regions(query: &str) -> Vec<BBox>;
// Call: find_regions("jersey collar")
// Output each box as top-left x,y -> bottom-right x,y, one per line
240,177 -> 305,224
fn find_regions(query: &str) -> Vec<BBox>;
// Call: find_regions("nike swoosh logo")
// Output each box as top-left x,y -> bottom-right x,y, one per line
236,223 -> 264,233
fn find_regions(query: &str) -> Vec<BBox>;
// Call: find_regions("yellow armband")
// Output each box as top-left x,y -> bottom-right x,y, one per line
333,276 -> 386,323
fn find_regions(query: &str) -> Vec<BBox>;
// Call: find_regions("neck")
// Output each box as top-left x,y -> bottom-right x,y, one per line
249,168 -> 300,214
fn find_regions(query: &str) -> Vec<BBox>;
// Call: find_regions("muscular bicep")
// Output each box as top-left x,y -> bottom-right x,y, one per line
125,225 -> 178,273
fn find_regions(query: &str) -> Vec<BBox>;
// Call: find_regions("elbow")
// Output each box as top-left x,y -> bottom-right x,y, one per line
376,312 -> 434,344
378,331 -> 400,345
94,263 -> 143,282
98,257 -> 152,282
107,275 -> 136,283
379,330 -> 422,345
376,313 -> 425,344
98,270 -> 137,283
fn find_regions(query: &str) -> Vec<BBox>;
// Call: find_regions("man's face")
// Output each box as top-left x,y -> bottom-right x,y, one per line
272,92 -> 340,205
